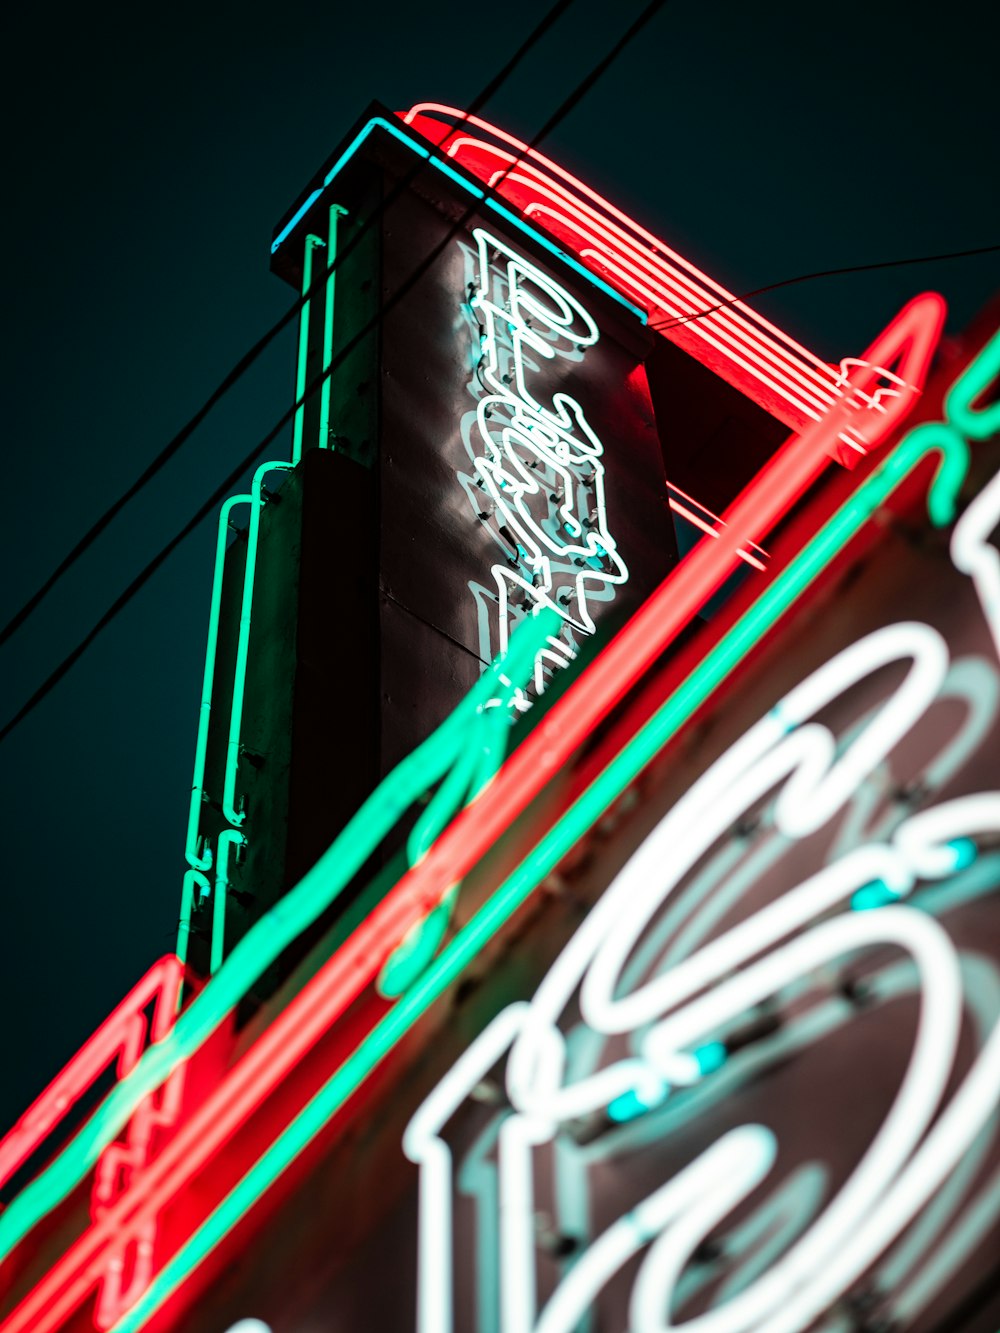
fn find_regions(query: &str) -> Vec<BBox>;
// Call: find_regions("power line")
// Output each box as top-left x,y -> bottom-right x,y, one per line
9,2 -> 996,657
650,242 -> 1000,332
0,0 -> 672,746
0,0 -> 579,652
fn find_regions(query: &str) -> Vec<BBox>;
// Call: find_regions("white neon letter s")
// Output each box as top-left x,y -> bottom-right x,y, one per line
474,228 -> 599,355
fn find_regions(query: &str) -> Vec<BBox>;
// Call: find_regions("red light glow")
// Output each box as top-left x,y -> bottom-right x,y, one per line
403,104 -> 848,431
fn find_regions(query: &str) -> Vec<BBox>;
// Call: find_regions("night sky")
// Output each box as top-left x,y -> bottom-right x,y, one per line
2,0 -> 998,1134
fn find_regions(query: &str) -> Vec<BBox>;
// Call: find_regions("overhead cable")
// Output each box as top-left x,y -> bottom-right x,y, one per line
650,242 -> 1000,332
0,0 -> 580,650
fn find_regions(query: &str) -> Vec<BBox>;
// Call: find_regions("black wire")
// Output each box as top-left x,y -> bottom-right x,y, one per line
0,0 -> 671,746
0,0 -> 579,651
650,242 -> 1000,332
522,0 -> 668,147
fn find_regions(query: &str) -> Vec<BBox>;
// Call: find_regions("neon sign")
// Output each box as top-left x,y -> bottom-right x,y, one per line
0,305 -> 962,1333
3,82 -> 989,1321
266,103 -> 891,440
461,228 -> 629,703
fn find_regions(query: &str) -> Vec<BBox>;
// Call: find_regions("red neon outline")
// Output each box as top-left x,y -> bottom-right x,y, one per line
0,295 -> 944,1333
402,104 -> 844,431
0,958 -> 184,1330
89,1063 -> 186,1329
0,958 -> 182,1195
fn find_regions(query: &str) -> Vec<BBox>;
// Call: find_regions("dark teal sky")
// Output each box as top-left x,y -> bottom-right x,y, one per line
1,0 -> 998,1133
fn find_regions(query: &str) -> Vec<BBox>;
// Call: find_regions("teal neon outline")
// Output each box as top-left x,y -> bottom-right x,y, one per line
945,327 -> 1000,441
0,613 -> 558,1270
222,461 -> 295,829
292,234 -> 324,465
183,495 -> 252,874
319,206 -> 348,450
271,117 -> 645,325
177,870 -> 210,976
211,831 -> 247,977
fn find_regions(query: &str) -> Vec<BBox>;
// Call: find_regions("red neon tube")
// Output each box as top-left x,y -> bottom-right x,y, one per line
0,957 -> 182,1195
402,105 -> 845,431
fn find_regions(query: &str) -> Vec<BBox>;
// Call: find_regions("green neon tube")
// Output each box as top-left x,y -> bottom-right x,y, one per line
291,235 -> 323,466
945,327 -> 1000,442
319,206 -> 347,451
183,495 -> 252,876
211,831 -> 246,976
0,613 -> 555,1265
222,460 -> 295,829
176,870 -> 210,976
108,423 -> 970,1332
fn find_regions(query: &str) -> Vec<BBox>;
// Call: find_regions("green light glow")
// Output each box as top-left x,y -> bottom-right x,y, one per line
222,461 -> 295,829
946,837 -> 979,871
389,662 -> 546,992
292,234 -> 323,466
380,701 -> 515,997
107,408 -> 970,1332
211,831 -> 246,976
319,206 -> 347,452
176,870 -> 209,977
376,885 -> 458,999
945,327 -> 1000,442
852,837 -> 979,911
850,881 -> 903,912
0,612 -> 557,1267
182,494 -> 251,880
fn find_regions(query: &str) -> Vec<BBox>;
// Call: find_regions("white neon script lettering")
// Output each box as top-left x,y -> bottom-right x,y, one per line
406,353 -> 1000,1330
464,229 -> 628,703
407,623 -> 1000,1332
